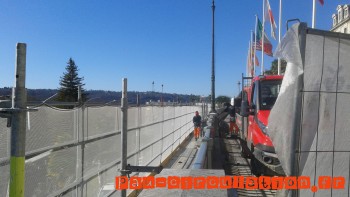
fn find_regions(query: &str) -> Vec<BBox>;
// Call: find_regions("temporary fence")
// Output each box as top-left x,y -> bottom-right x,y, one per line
269,23 -> 350,196
0,104 -> 203,196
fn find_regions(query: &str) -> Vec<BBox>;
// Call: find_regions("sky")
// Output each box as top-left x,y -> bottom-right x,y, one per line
0,0 -> 348,98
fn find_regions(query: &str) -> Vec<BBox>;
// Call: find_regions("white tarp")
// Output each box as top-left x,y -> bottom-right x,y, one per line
269,23 -> 350,196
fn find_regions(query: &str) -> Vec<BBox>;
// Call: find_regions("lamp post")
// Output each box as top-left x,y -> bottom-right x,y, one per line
237,81 -> 241,95
210,0 -> 216,113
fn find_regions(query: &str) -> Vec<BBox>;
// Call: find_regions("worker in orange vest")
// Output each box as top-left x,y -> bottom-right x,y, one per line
229,106 -> 239,136
193,111 -> 202,141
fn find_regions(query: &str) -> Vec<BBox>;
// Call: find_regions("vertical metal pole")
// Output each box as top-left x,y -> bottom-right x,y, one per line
250,31 -> 254,77
120,78 -> 128,197
278,0 -> 282,75
241,73 -> 245,140
10,43 -> 27,197
291,23 -> 307,197
161,84 -> 163,106
136,94 -> 140,107
78,85 -> 82,104
254,15 -> 258,77
210,0 -> 216,113
312,0 -> 316,28
80,96 -> 85,197
262,0 -> 265,75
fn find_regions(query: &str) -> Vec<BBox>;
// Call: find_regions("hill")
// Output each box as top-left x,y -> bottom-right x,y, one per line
0,87 -> 201,105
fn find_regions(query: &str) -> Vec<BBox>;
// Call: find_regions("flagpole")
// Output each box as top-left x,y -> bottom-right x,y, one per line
262,0 -> 265,75
278,0 -> 282,75
246,44 -> 249,77
254,15 -> 258,77
312,0 -> 316,28
251,30 -> 254,77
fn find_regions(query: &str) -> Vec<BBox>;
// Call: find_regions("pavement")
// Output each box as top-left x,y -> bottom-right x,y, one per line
137,115 -> 278,197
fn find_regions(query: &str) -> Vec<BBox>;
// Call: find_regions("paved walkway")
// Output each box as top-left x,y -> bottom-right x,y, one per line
138,114 -> 278,197
164,133 -> 201,169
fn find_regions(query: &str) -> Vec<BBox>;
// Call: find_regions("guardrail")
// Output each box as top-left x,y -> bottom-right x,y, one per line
191,107 -> 228,170
191,127 -> 213,169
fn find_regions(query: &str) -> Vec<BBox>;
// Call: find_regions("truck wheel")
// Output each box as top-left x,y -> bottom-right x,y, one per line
250,157 -> 262,177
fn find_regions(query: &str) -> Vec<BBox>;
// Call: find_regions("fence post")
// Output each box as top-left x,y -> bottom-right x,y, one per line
9,43 -> 27,197
120,78 -> 128,197
78,85 -> 82,104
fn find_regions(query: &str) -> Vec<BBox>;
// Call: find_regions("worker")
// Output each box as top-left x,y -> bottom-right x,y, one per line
193,111 -> 202,141
229,106 -> 239,137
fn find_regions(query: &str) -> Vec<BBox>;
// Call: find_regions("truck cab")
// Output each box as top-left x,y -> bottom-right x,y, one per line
237,75 -> 285,176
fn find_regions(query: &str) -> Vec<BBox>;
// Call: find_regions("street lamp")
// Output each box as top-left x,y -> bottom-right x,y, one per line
237,81 -> 241,95
210,0 -> 216,113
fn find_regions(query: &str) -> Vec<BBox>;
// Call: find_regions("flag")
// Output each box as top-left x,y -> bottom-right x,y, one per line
250,37 -> 260,66
253,32 -> 262,51
318,0 -> 324,6
264,0 -> 277,40
248,43 -> 253,68
256,18 -> 273,57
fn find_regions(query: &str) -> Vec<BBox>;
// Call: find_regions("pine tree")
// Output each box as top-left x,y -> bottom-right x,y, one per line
57,58 -> 88,102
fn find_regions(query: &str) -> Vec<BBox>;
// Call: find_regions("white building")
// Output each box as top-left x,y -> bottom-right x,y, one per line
331,5 -> 350,33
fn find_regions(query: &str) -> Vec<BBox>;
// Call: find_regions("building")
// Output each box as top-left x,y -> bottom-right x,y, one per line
331,5 -> 350,33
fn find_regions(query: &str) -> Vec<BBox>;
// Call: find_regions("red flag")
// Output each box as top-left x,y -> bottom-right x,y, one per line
318,0 -> 324,6
265,0 -> 277,40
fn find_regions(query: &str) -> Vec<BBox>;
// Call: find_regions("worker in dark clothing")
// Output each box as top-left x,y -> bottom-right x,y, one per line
193,111 -> 202,141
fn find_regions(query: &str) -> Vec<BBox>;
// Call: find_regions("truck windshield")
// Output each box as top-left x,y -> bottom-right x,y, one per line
259,80 -> 282,110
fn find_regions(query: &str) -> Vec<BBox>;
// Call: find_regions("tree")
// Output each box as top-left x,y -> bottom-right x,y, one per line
57,58 -> 88,102
265,59 -> 287,75
215,95 -> 231,104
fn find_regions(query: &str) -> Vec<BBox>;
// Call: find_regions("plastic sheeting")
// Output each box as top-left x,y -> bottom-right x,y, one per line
270,23 -> 350,196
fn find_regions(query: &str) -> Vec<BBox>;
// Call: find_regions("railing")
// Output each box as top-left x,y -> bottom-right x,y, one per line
0,104 -> 203,196
191,127 -> 212,169
191,108 -> 227,170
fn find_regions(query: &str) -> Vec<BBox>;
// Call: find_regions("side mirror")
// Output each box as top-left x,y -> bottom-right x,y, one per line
240,100 -> 249,117
234,97 -> 242,107
250,104 -> 256,115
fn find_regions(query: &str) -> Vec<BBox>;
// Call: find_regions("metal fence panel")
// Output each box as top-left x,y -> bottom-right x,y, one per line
86,106 -> 118,138
298,30 -> 350,196
0,119 -> 9,160
0,104 -> 203,196
0,164 -> 9,197
270,23 -> 350,196
84,134 -> 120,178
127,107 -> 139,129
26,107 -> 77,152
25,146 -> 79,197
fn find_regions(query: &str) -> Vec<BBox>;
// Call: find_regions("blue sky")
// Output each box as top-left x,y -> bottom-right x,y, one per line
0,0 -> 347,98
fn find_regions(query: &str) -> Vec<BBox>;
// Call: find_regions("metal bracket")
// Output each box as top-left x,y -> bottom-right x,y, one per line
122,164 -> 163,178
286,19 -> 301,30
0,101 -> 37,128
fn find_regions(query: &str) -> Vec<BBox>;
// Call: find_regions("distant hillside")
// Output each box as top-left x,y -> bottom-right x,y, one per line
0,87 -> 201,105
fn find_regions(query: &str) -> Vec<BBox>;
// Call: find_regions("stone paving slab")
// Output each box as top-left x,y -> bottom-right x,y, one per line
139,169 -> 227,197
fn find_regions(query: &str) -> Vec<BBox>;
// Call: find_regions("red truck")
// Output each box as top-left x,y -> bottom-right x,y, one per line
235,74 -> 285,176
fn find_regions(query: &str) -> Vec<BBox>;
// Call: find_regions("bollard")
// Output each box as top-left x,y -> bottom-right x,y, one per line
9,43 -> 27,197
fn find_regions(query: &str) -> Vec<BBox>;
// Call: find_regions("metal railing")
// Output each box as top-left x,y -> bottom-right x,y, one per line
191,127 -> 212,169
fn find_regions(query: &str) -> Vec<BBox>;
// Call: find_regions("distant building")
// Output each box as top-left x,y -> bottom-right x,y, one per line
331,5 -> 350,33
